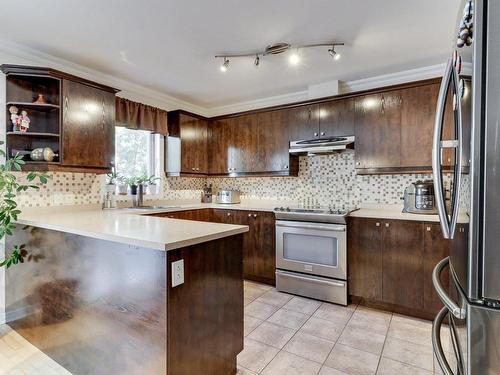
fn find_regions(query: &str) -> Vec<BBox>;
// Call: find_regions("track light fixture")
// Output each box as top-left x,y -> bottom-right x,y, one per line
220,57 -> 230,72
216,42 -> 343,71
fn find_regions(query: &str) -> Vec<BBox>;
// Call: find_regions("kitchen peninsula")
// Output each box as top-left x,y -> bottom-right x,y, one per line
5,206 -> 248,375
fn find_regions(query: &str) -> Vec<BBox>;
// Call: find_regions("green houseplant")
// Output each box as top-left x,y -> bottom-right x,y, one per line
0,143 -> 49,268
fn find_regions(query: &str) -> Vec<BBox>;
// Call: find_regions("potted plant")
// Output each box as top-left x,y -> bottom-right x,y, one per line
145,174 -> 161,195
106,169 -> 120,195
126,177 -> 139,195
116,175 -> 128,195
0,142 -> 49,268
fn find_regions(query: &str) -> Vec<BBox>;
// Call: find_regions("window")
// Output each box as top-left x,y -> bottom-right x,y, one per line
115,127 -> 160,179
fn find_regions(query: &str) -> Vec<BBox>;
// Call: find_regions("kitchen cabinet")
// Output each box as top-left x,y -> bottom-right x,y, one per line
348,217 -> 383,300
423,222 -> 452,315
157,209 -> 212,221
348,217 -> 449,319
319,98 -> 355,137
354,91 -> 403,169
62,79 -> 116,169
209,118 -> 232,175
382,220 -> 424,310
286,104 -> 320,141
168,111 -> 208,175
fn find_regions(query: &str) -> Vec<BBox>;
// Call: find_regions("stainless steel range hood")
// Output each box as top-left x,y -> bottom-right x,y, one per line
289,136 -> 354,156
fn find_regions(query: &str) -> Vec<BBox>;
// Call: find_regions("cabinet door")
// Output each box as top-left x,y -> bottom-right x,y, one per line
319,98 -> 354,137
195,119 -> 208,174
232,115 -> 259,173
354,92 -> 402,169
348,218 -> 383,300
423,223 -> 451,315
382,220 -> 424,309
62,79 -> 115,168
209,119 -> 233,174
400,84 -> 440,168
257,110 -> 290,172
286,104 -> 320,141
251,212 -> 276,283
179,114 -> 198,174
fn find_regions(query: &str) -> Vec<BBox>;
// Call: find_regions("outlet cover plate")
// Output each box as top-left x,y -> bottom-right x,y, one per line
171,259 -> 184,287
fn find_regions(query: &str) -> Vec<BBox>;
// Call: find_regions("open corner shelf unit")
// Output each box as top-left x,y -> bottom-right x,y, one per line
1,65 -> 119,173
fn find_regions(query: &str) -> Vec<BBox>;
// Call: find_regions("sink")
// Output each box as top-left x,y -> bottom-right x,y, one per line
127,205 -> 180,210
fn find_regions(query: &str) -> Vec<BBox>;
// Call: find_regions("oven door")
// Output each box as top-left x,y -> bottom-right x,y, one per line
275,220 -> 346,280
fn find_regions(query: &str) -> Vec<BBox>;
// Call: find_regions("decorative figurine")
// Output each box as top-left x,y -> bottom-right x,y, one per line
42,147 -> 58,162
33,94 -> 46,104
8,106 -> 20,132
16,110 -> 30,132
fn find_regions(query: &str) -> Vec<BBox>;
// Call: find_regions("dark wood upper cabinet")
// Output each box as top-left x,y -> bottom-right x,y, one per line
423,223 -> 451,315
354,91 -> 403,169
209,118 -> 233,175
286,104 -> 320,141
168,111 -> 208,175
382,220 -> 424,310
400,83 -> 440,168
232,114 -> 259,173
257,110 -> 291,173
319,98 -> 354,137
61,79 -> 115,168
348,217 -> 383,300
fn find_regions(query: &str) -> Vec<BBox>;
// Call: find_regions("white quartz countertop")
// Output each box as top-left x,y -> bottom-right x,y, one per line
351,204 -> 469,223
17,205 -> 249,251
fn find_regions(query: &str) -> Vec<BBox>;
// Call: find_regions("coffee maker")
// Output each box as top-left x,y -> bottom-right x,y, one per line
201,184 -> 213,203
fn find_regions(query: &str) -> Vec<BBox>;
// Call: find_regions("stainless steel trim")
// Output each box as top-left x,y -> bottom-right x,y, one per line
277,270 -> 345,288
432,307 -> 455,375
441,140 -> 460,148
432,59 -> 454,239
276,221 -> 346,232
433,257 -> 467,319
289,136 -> 355,155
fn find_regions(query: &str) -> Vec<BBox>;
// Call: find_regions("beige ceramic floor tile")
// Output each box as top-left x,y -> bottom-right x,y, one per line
244,285 -> 268,301
313,303 -> 356,325
319,365 -> 350,374
377,357 -> 432,375
256,290 -> 294,307
388,317 -> 450,352
236,365 -> 258,375
247,322 -> 296,349
300,317 -> 345,342
382,337 -> 434,372
283,296 -> 322,315
283,332 -> 335,363
325,343 -> 379,375
244,315 -> 263,336
337,326 -> 386,355
347,310 -> 391,335
267,308 -> 309,330
245,300 -> 280,320
261,351 -> 322,375
237,337 -> 280,373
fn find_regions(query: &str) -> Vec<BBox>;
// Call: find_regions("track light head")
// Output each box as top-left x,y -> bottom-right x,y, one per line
328,46 -> 341,60
254,55 -> 260,67
220,57 -> 230,72
289,50 -> 300,66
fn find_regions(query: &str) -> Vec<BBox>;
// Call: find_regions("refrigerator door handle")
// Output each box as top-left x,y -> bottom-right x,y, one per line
433,59 -> 454,239
448,66 -> 463,239
432,307 -> 457,375
432,257 -> 467,319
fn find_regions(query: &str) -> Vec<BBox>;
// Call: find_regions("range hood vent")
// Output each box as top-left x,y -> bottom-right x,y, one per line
289,136 -> 354,156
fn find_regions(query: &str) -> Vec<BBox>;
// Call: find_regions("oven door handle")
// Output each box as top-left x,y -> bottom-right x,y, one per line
276,270 -> 346,288
276,222 -> 346,232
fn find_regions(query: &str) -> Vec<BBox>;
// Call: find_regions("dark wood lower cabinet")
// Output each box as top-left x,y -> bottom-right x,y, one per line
348,217 -> 450,319
153,209 -> 276,285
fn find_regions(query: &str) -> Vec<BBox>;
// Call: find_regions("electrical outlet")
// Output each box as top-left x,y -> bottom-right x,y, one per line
171,259 -> 184,287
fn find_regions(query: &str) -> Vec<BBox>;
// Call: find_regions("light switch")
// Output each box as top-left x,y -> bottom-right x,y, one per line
171,259 -> 184,287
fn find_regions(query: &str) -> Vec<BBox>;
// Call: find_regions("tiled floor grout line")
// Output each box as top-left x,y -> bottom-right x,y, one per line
374,311 -> 393,374
257,298 -> 323,374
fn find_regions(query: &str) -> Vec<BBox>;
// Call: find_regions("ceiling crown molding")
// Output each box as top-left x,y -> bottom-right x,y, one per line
0,39 -> 208,116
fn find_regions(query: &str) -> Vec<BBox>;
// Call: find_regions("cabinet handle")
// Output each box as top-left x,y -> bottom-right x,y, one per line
376,222 -> 380,227
227,212 -> 231,216
195,167 -> 199,171
427,226 -> 431,231
356,161 -> 360,166
253,214 -> 257,218
321,132 -> 326,136
314,132 -> 318,137
248,213 -> 252,217
385,223 -> 390,228
192,167 -> 196,171
284,165 -> 289,169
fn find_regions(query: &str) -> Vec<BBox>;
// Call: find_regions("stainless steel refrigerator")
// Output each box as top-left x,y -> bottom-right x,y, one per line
431,0 -> 500,374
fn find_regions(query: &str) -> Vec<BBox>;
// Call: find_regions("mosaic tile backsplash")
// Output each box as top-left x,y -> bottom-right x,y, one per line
14,151 -> 470,209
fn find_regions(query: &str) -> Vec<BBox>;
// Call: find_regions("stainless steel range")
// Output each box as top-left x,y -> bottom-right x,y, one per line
274,206 -> 355,305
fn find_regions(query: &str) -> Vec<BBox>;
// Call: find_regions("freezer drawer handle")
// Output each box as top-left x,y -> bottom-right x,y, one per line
432,307 -> 455,375
432,257 -> 466,319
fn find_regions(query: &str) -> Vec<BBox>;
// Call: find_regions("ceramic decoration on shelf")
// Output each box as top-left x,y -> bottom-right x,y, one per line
16,110 -> 30,132
33,94 -> 46,104
30,147 -> 58,162
9,106 -> 20,132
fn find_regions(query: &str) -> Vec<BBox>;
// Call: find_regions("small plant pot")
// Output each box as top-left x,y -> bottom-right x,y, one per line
105,184 -> 116,194
146,184 -> 159,195
129,184 -> 138,195
116,184 -> 128,195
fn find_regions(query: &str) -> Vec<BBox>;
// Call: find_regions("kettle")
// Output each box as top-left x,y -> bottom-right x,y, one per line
403,180 -> 438,214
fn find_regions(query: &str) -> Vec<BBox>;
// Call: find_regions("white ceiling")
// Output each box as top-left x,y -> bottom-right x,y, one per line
0,0 -> 459,109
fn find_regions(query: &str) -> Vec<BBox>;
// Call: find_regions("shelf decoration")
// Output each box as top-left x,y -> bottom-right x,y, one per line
33,94 -> 46,104
16,110 -> 30,132
30,147 -> 58,162
9,106 -> 20,132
